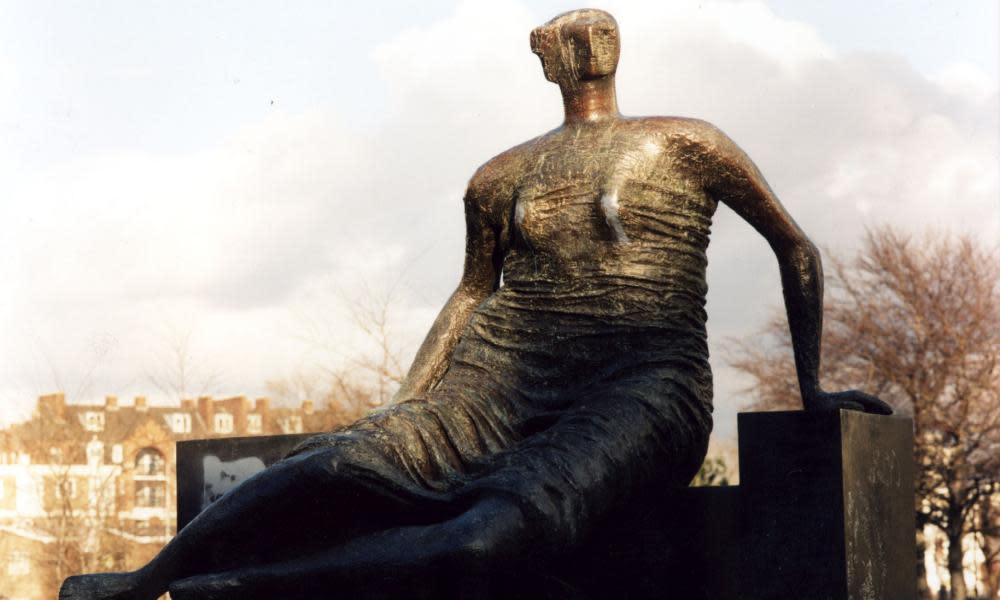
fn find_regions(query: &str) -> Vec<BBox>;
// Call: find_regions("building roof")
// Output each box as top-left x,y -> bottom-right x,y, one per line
2,393 -> 351,465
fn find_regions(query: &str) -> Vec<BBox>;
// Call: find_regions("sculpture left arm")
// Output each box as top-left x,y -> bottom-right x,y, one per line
393,175 -> 504,402
698,122 -> 891,415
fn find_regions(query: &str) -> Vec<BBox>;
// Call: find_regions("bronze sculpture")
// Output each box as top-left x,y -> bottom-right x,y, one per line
61,9 -> 891,600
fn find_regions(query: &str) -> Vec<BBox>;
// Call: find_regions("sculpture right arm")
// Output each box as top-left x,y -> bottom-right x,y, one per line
694,121 -> 891,415
394,179 -> 503,402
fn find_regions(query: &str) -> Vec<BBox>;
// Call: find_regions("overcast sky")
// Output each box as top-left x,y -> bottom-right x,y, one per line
1,1 -> 997,441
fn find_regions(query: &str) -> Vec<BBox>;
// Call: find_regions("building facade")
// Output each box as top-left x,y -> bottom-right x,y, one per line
0,392 -> 343,600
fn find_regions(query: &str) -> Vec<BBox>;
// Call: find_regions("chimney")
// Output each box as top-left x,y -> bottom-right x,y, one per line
302,399 -> 315,416
254,397 -> 270,414
134,396 -> 148,412
39,393 -> 67,419
198,396 -> 214,425
181,398 -> 195,411
105,395 -> 118,411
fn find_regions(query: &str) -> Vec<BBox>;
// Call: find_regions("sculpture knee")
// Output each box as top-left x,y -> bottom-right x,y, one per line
450,496 -> 529,571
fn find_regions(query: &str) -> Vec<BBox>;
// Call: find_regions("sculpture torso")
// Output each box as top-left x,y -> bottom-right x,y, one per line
481,118 -> 718,290
508,118 -> 717,263
450,117 -> 718,414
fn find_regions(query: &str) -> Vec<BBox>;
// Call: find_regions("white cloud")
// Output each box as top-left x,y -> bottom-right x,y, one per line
931,61 -> 999,105
1,0 -> 996,438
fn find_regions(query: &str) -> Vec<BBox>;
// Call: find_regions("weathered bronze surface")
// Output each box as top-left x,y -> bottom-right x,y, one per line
60,9 -> 891,599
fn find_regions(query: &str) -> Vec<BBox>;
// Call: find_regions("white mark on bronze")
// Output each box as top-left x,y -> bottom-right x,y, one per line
598,138 -> 660,244
600,189 -> 629,242
515,197 -> 527,229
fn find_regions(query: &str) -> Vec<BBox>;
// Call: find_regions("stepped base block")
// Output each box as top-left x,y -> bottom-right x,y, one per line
737,410 -> 915,600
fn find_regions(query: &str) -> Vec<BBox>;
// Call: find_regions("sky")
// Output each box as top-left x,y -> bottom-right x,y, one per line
0,0 -> 997,441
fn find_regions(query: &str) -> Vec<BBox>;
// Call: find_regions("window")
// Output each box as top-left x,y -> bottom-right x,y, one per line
111,444 -> 123,464
135,482 -> 166,508
214,412 -> 234,434
0,477 -> 14,503
55,478 -> 77,500
135,448 -> 165,476
7,551 -> 30,576
168,413 -> 192,434
86,439 -> 104,465
83,411 -> 105,432
280,415 -> 303,434
246,413 -> 262,434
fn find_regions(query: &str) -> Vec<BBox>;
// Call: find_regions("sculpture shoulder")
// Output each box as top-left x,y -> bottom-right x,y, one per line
628,116 -> 750,187
469,136 -> 542,191
465,135 -> 543,214
633,116 -> 736,155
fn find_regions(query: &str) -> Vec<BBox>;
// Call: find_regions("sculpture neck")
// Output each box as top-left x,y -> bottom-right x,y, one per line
560,76 -> 620,125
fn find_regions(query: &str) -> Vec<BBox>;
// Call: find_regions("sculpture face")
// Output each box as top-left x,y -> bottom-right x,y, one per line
530,9 -> 620,85
529,26 -> 560,83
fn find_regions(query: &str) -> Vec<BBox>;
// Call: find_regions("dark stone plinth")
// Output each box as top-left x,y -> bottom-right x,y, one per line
557,410 -> 914,599
738,410 -> 915,600
561,483 -> 742,599
175,410 -> 914,599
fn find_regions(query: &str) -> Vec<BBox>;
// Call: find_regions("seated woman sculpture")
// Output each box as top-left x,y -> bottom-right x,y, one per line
62,8 -> 890,600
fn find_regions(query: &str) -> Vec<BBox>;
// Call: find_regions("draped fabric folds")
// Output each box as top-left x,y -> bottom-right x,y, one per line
289,178 -> 715,550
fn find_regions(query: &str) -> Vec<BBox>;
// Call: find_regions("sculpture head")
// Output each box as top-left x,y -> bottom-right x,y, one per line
530,9 -> 620,86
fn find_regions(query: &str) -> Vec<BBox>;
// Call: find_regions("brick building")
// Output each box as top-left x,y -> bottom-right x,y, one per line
0,392 -> 343,600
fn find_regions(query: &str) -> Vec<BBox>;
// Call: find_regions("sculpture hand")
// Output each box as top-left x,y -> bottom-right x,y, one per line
803,389 -> 893,415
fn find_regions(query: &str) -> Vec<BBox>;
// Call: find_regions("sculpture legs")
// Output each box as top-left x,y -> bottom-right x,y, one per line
60,443 -> 530,600
60,447 -> 442,599
60,387 -> 710,599
166,496 -> 529,599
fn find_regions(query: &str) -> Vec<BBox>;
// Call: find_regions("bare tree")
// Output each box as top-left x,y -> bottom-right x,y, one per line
973,485 -> 1000,600
324,369 -> 384,423
265,367 -> 374,427
4,408 -> 128,598
292,280 -> 413,412
729,227 -> 1000,600
0,334 -> 134,597
339,284 -> 408,406
264,369 -> 327,407
145,324 -> 224,401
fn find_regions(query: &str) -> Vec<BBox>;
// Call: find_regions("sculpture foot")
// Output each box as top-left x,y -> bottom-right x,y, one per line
59,572 -> 148,600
